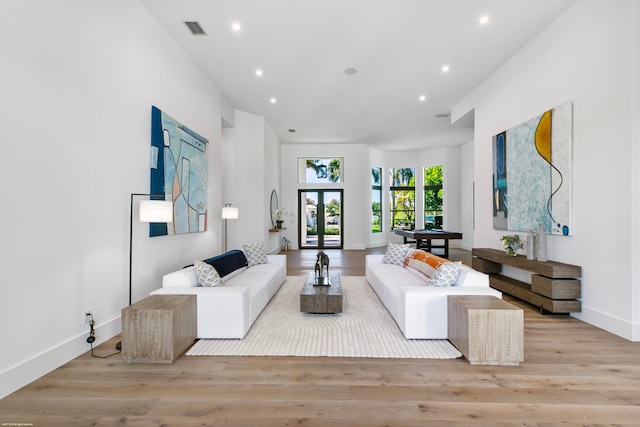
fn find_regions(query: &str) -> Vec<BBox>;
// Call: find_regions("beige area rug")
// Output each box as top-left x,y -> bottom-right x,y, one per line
186,276 -> 462,359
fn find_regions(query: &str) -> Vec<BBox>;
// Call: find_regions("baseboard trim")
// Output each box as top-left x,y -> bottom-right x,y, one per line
572,305 -> 638,342
0,316 -> 122,399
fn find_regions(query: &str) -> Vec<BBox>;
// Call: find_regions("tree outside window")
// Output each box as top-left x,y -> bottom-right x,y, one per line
371,167 -> 382,233
424,165 -> 443,229
390,168 -> 415,230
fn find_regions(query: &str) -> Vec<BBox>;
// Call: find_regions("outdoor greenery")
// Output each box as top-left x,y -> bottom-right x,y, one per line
306,159 -> 341,183
371,167 -> 382,233
390,168 -> 415,230
424,165 -> 443,227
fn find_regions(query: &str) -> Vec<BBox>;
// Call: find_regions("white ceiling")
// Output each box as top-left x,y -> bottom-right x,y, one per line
140,0 -> 576,151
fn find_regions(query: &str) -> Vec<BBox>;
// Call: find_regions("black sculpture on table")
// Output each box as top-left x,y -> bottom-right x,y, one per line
314,251 -> 330,285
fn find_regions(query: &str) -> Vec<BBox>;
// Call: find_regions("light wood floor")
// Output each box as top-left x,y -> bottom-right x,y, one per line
1,249 -> 639,426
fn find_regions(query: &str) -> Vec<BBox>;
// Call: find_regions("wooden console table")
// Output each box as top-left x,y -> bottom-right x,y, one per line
472,248 -> 582,313
122,295 -> 196,363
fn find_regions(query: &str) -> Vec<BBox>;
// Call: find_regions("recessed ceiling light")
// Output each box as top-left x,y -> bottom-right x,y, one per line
231,21 -> 242,32
270,97 -> 277,104
442,64 -> 450,73
419,95 -> 427,102
479,15 -> 490,25
344,67 -> 358,75
255,69 -> 263,77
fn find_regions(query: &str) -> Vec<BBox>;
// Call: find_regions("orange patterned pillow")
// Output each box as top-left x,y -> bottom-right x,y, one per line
404,250 -> 449,279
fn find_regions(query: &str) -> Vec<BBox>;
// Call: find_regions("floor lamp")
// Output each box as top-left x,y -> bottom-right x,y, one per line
117,194 -> 173,351
222,203 -> 239,253
129,193 -> 173,305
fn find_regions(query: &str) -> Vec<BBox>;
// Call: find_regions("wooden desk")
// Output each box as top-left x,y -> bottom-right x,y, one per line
394,229 -> 463,258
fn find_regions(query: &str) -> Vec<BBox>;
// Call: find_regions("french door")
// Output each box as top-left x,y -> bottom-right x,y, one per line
298,189 -> 343,249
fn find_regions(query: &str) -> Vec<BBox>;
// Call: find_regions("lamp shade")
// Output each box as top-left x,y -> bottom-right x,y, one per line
139,200 -> 173,223
222,206 -> 239,219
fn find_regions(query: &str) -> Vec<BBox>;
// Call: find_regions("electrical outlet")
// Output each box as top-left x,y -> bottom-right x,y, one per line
83,310 -> 92,324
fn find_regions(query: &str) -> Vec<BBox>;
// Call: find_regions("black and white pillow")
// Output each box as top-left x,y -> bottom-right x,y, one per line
383,242 -> 410,266
243,243 -> 268,267
194,260 -> 222,287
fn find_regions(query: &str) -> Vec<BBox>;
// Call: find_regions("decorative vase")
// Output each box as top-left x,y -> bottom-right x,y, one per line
536,223 -> 548,262
505,246 -> 517,256
526,231 -> 536,260
276,220 -> 284,229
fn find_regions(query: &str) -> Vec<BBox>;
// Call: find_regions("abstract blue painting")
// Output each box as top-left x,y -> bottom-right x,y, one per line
150,106 -> 208,236
493,101 -> 572,235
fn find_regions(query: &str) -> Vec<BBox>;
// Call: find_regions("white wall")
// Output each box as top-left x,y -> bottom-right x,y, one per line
0,0 -> 224,398
222,111 -> 282,254
264,122 -> 283,252
281,144 -> 368,250
452,0 -> 639,340
459,139 -> 475,250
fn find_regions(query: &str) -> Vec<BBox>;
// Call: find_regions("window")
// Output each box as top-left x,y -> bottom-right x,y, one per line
424,165 -> 443,229
298,158 -> 343,183
371,166 -> 382,233
390,168 -> 415,230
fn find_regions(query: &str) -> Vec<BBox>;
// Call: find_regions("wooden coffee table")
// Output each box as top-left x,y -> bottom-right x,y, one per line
300,271 -> 342,314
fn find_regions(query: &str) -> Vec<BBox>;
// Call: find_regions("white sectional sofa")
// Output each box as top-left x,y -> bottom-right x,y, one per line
366,250 -> 502,339
151,250 -> 286,339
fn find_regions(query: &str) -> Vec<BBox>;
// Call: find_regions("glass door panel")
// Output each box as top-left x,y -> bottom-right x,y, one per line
299,190 -> 342,249
322,191 -> 342,248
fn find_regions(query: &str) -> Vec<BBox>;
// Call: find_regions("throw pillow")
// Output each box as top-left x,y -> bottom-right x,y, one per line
194,260 -> 222,287
383,242 -> 410,266
404,250 -> 449,279
243,243 -> 268,267
428,261 -> 462,287
204,249 -> 248,278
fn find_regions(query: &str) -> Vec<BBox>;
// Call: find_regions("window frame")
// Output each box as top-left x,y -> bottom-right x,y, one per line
389,167 -> 416,231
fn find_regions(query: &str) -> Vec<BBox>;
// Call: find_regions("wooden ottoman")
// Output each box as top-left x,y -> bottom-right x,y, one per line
122,295 -> 196,363
447,295 -> 524,366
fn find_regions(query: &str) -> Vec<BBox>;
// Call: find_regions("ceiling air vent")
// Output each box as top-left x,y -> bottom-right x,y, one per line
184,21 -> 207,36
288,129 -> 296,133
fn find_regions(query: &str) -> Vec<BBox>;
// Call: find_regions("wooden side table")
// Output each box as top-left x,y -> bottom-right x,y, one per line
122,295 -> 196,363
448,295 -> 524,366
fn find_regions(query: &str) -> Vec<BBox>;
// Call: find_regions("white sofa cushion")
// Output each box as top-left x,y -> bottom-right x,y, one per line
163,266 -> 199,288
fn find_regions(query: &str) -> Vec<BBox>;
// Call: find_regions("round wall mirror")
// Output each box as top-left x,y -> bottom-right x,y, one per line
270,189 -> 278,228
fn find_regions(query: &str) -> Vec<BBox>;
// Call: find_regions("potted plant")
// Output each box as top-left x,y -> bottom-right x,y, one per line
272,208 -> 287,229
500,234 -> 523,256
